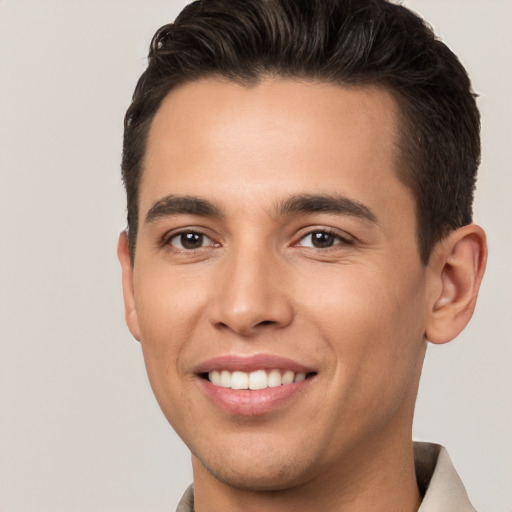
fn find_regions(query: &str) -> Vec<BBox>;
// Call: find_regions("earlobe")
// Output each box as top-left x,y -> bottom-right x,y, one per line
117,231 -> 141,342
425,224 -> 487,344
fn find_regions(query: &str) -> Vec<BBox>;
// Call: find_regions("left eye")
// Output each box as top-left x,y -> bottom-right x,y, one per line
169,232 -> 215,250
297,230 -> 349,249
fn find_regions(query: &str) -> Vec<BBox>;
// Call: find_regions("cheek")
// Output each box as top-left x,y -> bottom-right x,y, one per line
306,265 -> 427,403
132,267 -> 208,402
134,262 -> 207,343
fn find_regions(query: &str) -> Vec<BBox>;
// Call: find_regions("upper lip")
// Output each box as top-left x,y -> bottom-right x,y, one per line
194,353 -> 316,375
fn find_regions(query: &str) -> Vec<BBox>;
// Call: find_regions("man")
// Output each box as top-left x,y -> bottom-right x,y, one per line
117,0 -> 487,510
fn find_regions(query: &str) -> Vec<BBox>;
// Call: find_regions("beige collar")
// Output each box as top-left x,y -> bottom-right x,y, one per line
415,442 -> 476,512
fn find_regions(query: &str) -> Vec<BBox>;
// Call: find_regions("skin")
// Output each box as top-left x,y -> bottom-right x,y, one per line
118,78 -> 487,512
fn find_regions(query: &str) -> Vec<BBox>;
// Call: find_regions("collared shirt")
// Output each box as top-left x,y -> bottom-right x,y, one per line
176,442 -> 476,512
415,442 -> 476,511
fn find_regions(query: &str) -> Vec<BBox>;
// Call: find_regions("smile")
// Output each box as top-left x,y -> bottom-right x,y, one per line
196,354 -> 317,415
208,369 -> 307,390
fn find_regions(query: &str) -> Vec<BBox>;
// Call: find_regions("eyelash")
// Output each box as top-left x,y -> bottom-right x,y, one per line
164,230 -> 218,251
293,228 -> 354,250
163,227 -> 354,253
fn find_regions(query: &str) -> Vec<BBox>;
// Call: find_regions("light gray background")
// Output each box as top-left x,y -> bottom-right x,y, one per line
0,1 -> 510,511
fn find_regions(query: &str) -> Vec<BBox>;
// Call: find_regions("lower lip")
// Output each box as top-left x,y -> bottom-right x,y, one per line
198,377 -> 312,416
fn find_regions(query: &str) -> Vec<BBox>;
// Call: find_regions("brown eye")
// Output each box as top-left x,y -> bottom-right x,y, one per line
310,231 -> 336,248
297,230 -> 351,249
169,232 -> 212,250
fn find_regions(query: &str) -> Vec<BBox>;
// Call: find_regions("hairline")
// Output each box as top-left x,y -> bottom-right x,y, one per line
128,74 -> 433,265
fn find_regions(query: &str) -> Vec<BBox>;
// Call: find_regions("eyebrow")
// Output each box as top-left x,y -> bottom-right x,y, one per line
144,193 -> 377,225
275,194 -> 377,223
145,195 -> 224,223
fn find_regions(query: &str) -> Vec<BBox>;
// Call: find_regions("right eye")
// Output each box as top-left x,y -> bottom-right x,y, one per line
168,231 -> 216,250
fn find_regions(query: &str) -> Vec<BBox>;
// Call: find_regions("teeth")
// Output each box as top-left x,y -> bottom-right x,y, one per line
249,370 -> 267,390
207,369 -> 308,389
267,369 -> 282,388
220,370 -> 231,387
210,370 -> 221,386
281,370 -> 294,385
231,371 -> 249,390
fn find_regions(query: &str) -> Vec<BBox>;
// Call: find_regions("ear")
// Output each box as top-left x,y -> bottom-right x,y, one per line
425,224 -> 487,344
117,231 -> 141,342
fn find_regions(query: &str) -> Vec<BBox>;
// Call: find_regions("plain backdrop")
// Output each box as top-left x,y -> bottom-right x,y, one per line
0,1 -> 510,511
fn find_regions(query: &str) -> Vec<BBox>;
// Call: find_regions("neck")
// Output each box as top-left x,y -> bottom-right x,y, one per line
192,435 -> 421,512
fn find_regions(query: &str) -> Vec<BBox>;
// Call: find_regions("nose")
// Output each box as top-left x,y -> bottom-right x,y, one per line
208,247 -> 294,337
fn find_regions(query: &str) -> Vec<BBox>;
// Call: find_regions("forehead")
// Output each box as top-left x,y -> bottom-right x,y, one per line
141,78 -> 411,222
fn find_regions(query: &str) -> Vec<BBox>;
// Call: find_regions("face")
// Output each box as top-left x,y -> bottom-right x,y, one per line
120,78 -> 433,491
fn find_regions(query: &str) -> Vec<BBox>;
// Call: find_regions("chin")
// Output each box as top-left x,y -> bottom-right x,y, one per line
191,438 -> 322,492
201,458 -> 309,492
